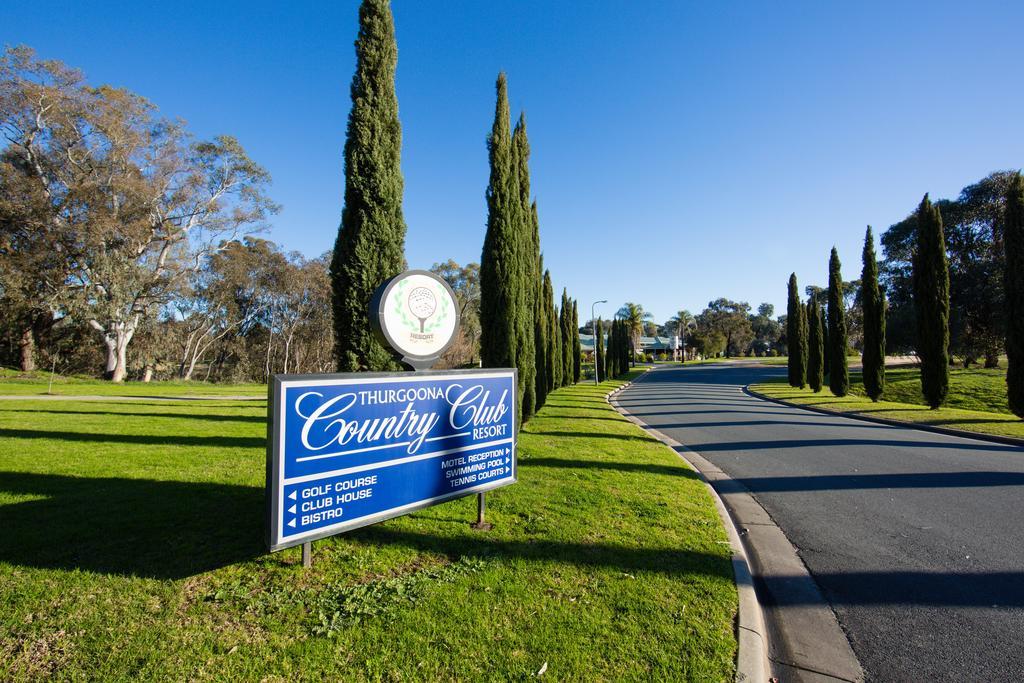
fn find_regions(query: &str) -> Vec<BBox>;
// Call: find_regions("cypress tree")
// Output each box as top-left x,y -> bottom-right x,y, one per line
621,320 -> 630,373
606,320 -> 617,379
1005,172 -> 1024,417
861,226 -> 886,401
807,298 -> 824,392
799,296 -> 809,386
786,274 -> 806,388
615,320 -> 624,376
828,248 -> 849,396
822,305 -> 830,378
616,321 -> 625,377
912,194 -> 950,408
561,289 -> 573,385
331,0 -> 406,372
612,320 -> 620,376
512,116 -> 536,420
534,254 -> 548,410
544,270 -> 560,391
572,300 -> 581,383
595,318 -> 605,382
480,73 -> 525,424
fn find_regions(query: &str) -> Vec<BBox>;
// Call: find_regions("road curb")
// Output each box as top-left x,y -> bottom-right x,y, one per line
607,374 -> 771,683
743,386 -> 1024,449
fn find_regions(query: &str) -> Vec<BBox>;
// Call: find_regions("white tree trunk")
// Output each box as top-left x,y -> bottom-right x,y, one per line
92,318 -> 137,382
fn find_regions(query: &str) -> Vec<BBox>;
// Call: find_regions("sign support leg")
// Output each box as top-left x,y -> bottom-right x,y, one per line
302,541 -> 312,568
471,492 -> 492,531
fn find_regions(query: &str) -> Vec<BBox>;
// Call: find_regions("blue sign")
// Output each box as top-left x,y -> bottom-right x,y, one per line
266,369 -> 517,551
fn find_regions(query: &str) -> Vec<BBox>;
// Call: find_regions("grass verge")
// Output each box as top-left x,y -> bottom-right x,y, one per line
0,368 -> 264,397
0,371 -> 736,681
752,367 -> 1024,440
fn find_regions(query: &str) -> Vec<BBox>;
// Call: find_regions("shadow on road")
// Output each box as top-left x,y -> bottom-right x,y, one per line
764,570 -> 1024,607
736,470 -> 1024,492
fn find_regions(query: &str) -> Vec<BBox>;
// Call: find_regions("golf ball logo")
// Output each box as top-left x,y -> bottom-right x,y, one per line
408,286 -> 437,332
377,270 -> 458,365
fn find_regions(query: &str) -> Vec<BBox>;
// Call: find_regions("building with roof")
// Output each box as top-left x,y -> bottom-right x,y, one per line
579,333 -> 681,361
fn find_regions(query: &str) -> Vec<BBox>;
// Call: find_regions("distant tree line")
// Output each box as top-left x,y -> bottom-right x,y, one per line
785,169 -> 1024,417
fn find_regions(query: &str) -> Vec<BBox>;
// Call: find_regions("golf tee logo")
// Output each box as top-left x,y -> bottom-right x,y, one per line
372,270 -> 460,369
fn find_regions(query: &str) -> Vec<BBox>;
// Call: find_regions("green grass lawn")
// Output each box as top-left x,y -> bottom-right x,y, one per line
0,368 -> 265,397
0,371 -> 736,681
752,366 -> 1024,439
751,356 -> 788,366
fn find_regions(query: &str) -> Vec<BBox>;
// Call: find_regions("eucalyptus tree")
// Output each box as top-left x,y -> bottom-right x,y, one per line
0,47 -> 275,381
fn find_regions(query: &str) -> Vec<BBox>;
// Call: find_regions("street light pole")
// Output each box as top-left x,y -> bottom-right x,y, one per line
592,299 -> 606,385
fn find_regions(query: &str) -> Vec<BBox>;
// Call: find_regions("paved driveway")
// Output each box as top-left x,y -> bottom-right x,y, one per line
617,363 -> 1024,682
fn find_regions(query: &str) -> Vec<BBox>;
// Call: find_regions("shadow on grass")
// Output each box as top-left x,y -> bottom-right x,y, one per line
0,427 -> 265,449
525,430 -> 653,442
0,408 -> 266,423
535,413 -> 623,422
350,526 -> 733,581
524,456 -> 700,480
0,471 -> 264,579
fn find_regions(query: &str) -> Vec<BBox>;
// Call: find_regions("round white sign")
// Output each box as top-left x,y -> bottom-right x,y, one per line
371,270 -> 460,369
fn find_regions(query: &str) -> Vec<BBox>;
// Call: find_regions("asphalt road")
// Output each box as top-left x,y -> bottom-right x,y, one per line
617,363 -> 1024,682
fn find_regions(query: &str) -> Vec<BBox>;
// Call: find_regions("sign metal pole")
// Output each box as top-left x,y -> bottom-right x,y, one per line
302,541 -> 311,568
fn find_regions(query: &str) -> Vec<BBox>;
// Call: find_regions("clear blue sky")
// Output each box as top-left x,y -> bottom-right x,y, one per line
3,1 -> 1022,325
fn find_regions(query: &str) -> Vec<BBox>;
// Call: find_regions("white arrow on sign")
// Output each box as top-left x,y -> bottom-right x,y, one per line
505,448 -> 510,455
287,519 -> 296,528
288,504 -> 296,515
505,466 -> 510,474
288,490 -> 297,501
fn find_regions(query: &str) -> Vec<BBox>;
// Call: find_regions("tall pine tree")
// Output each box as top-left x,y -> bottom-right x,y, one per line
610,321 -> 618,378
606,317 -> 614,376
480,74 -> 525,424
561,289 -> 573,385
534,254 -> 548,410
828,248 -> 850,396
595,318 -> 605,382
621,319 -> 629,374
787,274 -> 806,388
807,298 -> 824,392
331,0 -> 406,372
572,300 -> 581,383
861,226 -> 886,401
543,270 -> 560,391
1005,173 -> 1024,418
512,116 -> 536,419
912,194 -> 950,408
822,304 -> 830,378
